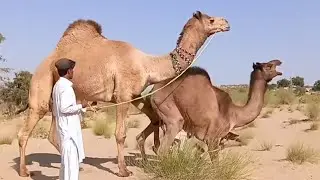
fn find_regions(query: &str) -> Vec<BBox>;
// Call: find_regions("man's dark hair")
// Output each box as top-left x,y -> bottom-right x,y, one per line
55,58 -> 76,77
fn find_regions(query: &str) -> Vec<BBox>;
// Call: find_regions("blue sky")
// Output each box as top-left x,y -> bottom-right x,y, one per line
0,1 -> 319,85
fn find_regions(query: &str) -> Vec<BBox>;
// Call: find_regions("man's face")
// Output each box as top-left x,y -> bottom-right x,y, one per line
67,68 -> 74,79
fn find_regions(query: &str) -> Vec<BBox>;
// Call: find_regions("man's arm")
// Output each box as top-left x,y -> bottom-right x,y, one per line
59,87 -> 83,114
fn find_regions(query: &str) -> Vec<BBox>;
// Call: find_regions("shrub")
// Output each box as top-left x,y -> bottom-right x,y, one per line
92,112 -> 116,139
141,140 -> 253,180
0,71 -> 32,115
0,135 -> 14,145
126,118 -> 140,129
275,88 -> 295,105
261,108 -> 273,118
286,142 -> 319,164
257,141 -> 273,151
305,102 -> 320,121
308,122 -> 319,131
294,87 -> 306,96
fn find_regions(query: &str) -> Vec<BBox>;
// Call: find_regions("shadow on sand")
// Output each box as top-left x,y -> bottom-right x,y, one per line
12,152 -> 157,180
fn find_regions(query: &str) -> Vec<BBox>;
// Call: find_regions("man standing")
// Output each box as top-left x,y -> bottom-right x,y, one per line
52,58 -> 87,180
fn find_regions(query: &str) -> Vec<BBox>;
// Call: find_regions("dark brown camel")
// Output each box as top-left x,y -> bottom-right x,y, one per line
134,59 -> 282,160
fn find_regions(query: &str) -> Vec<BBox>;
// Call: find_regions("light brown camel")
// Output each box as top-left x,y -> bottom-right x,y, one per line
135,59 -> 282,160
17,11 -> 230,177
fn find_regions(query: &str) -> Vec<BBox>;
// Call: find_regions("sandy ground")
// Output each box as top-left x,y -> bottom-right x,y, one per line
0,107 -> 320,180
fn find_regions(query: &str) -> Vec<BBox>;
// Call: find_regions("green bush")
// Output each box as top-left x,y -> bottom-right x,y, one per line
0,71 -> 32,114
141,140 -> 253,180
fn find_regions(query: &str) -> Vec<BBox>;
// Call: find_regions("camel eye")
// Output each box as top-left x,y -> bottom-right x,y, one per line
210,19 -> 215,23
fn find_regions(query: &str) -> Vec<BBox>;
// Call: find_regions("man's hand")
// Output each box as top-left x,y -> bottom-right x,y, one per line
86,105 -> 100,112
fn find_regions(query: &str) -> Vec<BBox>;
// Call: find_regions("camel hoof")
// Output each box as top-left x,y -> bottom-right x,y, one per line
19,168 -> 30,177
117,168 -> 133,177
152,146 -> 158,155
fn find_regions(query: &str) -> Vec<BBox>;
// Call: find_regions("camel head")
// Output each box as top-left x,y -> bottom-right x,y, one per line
191,11 -> 230,36
252,59 -> 282,82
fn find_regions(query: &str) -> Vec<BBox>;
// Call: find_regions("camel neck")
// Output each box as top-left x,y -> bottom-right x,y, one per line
232,75 -> 267,128
144,28 -> 208,84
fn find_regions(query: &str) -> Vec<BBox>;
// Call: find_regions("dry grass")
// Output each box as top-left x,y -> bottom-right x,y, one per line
286,142 -> 319,164
287,105 -> 294,112
261,108 -> 273,118
141,140 -> 253,180
296,104 -> 304,111
305,102 -> 320,121
126,118 -> 140,129
0,135 -> 14,145
257,141 -> 273,151
275,88 -> 295,105
92,112 -> 116,139
227,88 -> 297,108
308,122 -> 319,131
31,119 -> 50,139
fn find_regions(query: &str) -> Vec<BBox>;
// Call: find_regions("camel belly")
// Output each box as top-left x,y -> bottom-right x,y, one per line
71,74 -> 115,102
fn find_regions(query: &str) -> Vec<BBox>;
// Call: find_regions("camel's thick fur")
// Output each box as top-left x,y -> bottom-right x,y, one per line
136,60 -> 282,160
17,11 -> 230,177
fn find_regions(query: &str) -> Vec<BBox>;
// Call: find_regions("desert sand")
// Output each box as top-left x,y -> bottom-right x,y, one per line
0,106 -> 320,180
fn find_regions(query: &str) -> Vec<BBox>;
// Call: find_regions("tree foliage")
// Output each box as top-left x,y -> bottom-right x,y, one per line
312,80 -> 320,91
291,76 -> 304,87
0,71 -> 32,113
277,78 -> 290,88
0,33 -> 11,82
268,83 -> 277,90
0,33 -> 5,61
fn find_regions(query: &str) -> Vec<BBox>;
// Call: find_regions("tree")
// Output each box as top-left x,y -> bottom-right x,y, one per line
268,83 -> 277,90
0,33 -> 5,61
291,76 -> 304,87
0,71 -> 32,114
0,33 -> 11,82
277,78 -> 290,88
312,80 -> 320,91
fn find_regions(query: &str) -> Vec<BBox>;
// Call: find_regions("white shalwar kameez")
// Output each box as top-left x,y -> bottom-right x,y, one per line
52,77 -> 85,180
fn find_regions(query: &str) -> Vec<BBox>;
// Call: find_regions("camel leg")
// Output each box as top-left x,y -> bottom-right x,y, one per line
133,98 -> 161,160
17,108 -> 46,177
206,138 -> 221,161
115,103 -> 132,177
157,118 -> 182,155
48,115 -> 60,153
136,123 -> 155,160
153,124 -> 160,153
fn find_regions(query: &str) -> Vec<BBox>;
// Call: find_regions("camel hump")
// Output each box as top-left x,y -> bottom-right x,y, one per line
62,19 -> 103,37
184,66 -> 211,82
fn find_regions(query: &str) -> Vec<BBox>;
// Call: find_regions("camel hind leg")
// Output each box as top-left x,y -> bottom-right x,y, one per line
17,107 -> 48,176
132,98 -> 161,160
48,114 -> 60,153
17,68 -> 53,177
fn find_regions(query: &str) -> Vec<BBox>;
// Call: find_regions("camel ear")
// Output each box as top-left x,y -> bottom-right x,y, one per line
252,62 -> 257,69
193,11 -> 202,19
253,62 -> 262,70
